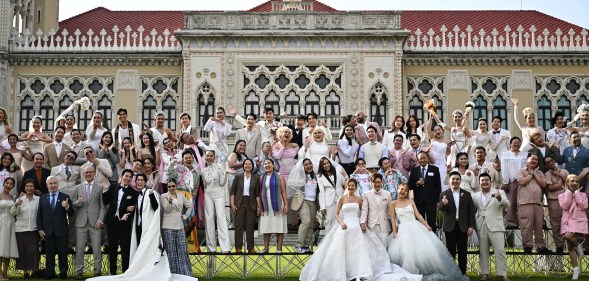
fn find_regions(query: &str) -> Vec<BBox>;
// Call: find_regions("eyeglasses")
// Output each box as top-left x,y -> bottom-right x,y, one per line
65,155 -> 74,159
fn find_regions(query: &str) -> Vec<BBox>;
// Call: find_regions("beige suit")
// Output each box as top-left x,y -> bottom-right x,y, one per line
360,189 -> 392,246
70,141 -> 90,166
469,161 -> 501,191
71,181 -> 106,275
472,190 -> 509,277
43,142 -> 72,169
235,127 -> 262,159
80,159 -> 113,185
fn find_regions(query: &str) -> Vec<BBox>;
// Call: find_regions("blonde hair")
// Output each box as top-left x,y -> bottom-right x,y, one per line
276,127 -> 293,141
565,174 -> 579,187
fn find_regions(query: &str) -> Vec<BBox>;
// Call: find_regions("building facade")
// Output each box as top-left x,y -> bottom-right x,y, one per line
2,0 -> 589,137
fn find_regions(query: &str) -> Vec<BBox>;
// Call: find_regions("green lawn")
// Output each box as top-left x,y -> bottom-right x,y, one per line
8,277 -> 589,280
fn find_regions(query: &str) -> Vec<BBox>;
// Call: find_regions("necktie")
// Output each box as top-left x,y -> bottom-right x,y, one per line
422,167 -> 426,179
51,193 -> 56,211
86,183 -> 92,201
65,166 -> 71,180
415,149 -> 419,158
574,147 -> 579,158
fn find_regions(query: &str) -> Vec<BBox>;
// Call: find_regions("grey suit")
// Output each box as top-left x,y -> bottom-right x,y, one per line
72,181 -> 106,275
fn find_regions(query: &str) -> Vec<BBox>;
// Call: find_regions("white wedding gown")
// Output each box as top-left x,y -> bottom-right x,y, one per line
89,192 -> 198,281
300,202 -> 422,281
388,204 -> 467,281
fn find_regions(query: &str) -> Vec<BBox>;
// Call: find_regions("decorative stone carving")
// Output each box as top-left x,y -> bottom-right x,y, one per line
511,70 -> 533,90
116,70 -> 139,91
447,70 -> 469,90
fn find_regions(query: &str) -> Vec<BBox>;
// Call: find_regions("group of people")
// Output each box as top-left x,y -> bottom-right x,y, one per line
0,96 -> 587,280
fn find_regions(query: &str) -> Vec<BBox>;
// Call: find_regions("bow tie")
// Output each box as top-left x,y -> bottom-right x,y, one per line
492,131 -> 500,134
374,191 -> 381,196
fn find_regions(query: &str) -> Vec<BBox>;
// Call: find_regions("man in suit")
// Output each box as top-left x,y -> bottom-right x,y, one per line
43,126 -> 72,169
102,169 -> 138,275
560,132 -> 589,186
232,107 -> 283,145
37,176 -> 75,280
230,168 -> 261,254
81,147 -> 113,185
408,151 -> 441,232
70,129 -> 89,166
528,132 -> 561,172
287,114 -> 306,148
176,112 -> 201,150
440,171 -> 476,275
235,113 -> 262,159
472,173 -> 510,281
360,173 -> 392,247
112,108 -> 141,149
401,134 -> 435,176
354,111 -> 382,146
471,146 -> 501,191
50,151 -> 81,249
489,116 -> 511,160
21,152 -> 51,195
72,165 -> 106,279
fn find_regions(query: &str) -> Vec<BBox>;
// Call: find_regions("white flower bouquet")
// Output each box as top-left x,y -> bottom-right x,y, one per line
464,101 -> 475,114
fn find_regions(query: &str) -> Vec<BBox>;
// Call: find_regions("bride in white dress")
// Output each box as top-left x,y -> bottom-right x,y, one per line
300,178 -> 421,281
88,185 -> 198,281
388,184 -> 467,281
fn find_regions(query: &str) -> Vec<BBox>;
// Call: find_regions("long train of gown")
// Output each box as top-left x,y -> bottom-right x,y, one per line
300,202 -> 422,281
388,204 -> 467,281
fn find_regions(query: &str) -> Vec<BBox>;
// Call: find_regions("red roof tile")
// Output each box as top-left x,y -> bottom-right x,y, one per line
248,0 -> 338,12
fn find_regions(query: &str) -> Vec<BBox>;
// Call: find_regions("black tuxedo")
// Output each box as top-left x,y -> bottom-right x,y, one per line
37,192 -> 74,278
21,167 -> 51,194
440,188 -> 476,274
408,164 -> 441,232
103,184 -> 139,275
287,125 -> 304,149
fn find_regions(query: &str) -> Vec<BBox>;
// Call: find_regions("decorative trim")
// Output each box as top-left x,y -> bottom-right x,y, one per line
447,70 -> 469,90
511,70 -> 533,91
8,54 -> 181,66
403,54 -> 589,66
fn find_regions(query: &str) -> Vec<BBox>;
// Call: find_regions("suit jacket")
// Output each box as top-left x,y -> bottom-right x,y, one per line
43,142 -> 72,169
21,167 -> 52,194
408,165 -> 441,206
355,122 -> 382,146
112,122 -> 142,148
37,192 -> 74,237
51,164 -> 81,196
469,161 -> 501,191
440,188 -> 476,233
287,125 -> 304,148
317,167 -> 346,210
176,126 -> 200,150
236,128 -> 262,159
81,159 -> 113,185
528,145 -> 561,173
401,148 -> 436,176
560,145 -> 589,183
103,183 -> 139,225
230,173 -> 261,211
360,189 -> 392,232
72,181 -> 106,227
489,128 -> 511,158
472,190 -> 509,232
70,141 -> 90,166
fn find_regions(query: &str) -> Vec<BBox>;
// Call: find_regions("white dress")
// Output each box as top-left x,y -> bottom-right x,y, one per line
388,204 -> 467,281
300,202 -> 422,281
470,131 -> 492,162
88,191 -> 198,281
429,140 -> 448,192
259,176 -> 288,234
21,139 -> 44,172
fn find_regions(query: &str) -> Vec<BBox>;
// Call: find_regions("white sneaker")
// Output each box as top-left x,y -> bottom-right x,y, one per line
572,266 -> 580,280
576,244 -> 584,260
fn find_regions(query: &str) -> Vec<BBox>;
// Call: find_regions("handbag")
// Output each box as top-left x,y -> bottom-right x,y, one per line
290,191 -> 304,211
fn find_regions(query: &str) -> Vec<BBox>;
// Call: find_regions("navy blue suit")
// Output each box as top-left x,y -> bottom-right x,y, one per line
560,144 -> 589,188
408,164 -> 442,232
37,192 -> 74,278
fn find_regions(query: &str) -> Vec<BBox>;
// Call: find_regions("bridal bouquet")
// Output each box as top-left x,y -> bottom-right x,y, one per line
75,97 -> 91,110
424,99 -> 437,116
464,101 -> 475,114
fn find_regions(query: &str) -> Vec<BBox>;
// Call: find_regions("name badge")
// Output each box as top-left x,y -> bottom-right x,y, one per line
126,196 -> 132,199
428,172 -> 434,176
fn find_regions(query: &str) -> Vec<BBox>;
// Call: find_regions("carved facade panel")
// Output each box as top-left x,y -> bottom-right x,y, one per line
447,70 -> 469,90
116,70 -> 139,91
511,70 -> 534,91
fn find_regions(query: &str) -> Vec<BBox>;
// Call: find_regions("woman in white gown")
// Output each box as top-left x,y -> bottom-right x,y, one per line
300,178 -> 422,281
19,116 -> 52,172
511,98 -> 545,152
388,184 -> 467,281
425,115 -> 451,192
88,177 -> 199,281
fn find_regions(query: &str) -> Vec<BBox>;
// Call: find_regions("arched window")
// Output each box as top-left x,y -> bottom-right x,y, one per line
492,96 -> 508,129
408,96 -> 424,125
537,95 -> 552,131
285,91 -> 300,116
472,95 -> 488,129
77,104 -> 93,132
198,94 -> 215,128
59,96 -> 73,113
39,96 -> 54,132
557,97 -> 571,124
369,83 -> 387,126
305,91 -> 320,115
162,95 -> 177,131
264,91 -> 280,116
432,96 -> 444,122
97,96 -> 112,130
19,96 -> 35,132
325,91 -> 341,128
142,96 -> 157,127
244,91 -> 260,116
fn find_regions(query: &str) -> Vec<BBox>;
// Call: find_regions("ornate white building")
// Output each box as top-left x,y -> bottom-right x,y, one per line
2,0 -> 589,136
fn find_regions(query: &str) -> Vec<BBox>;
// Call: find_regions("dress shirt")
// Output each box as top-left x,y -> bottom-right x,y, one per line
500,151 -> 527,184
243,174 -> 251,196
10,195 -> 40,232
116,186 -> 125,218
54,141 -> 63,156
452,189 -> 460,219
337,138 -> 359,163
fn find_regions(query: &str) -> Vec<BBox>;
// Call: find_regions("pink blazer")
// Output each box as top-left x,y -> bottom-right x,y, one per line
558,189 -> 589,235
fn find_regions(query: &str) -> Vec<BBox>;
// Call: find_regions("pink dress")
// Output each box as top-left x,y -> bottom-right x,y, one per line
558,189 -> 589,234
273,146 -> 298,182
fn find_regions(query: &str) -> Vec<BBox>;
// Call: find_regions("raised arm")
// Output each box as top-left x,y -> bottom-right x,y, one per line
511,98 -> 523,130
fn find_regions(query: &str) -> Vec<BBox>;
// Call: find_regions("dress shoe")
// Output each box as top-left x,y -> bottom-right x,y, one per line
480,274 -> 489,281
555,246 -> 564,254
75,273 -> 84,280
573,266 -> 580,280
523,247 -> 533,254
59,273 -> 68,280
500,276 -> 511,281
537,247 -> 554,255
45,275 -> 55,280
235,248 -> 243,254
248,249 -> 257,254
